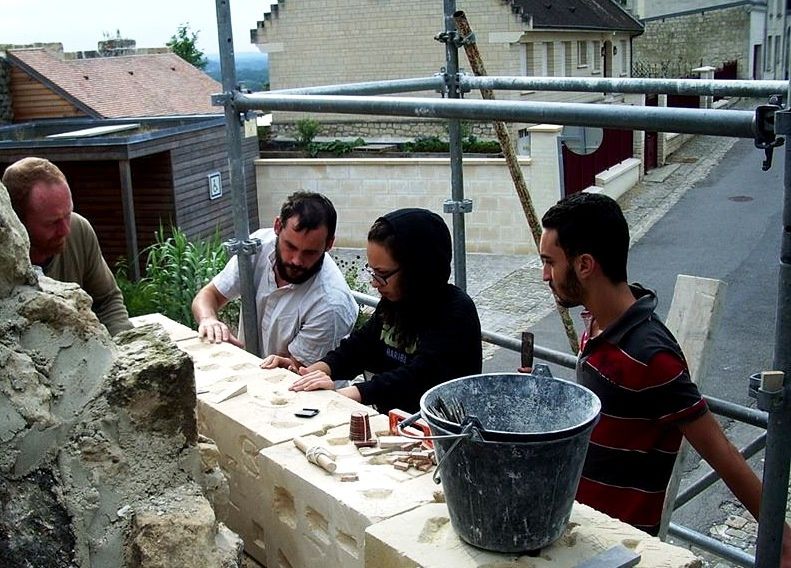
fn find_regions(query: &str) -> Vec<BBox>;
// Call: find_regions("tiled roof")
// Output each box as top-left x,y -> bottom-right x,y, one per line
7,48 -> 222,118
509,0 -> 643,33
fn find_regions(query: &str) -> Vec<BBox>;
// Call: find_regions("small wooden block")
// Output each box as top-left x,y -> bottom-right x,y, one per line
340,474 -> 359,482
357,445 -> 390,457
393,461 -> 411,471
410,450 -> 433,459
353,439 -> 378,448
378,436 -> 414,448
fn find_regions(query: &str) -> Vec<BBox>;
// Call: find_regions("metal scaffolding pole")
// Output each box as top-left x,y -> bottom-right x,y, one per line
459,76 -> 788,97
754,99 -> 791,567
673,434 -> 767,510
269,76 -> 445,96
441,0 -> 468,291
215,0 -> 260,356
237,93 -> 757,138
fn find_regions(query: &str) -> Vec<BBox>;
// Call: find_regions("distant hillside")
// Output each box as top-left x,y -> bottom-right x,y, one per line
205,52 -> 269,92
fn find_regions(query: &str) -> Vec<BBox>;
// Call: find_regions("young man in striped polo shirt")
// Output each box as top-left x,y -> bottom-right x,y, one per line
538,192 -> 790,559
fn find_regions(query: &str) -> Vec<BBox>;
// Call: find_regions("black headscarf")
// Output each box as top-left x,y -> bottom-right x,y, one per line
372,208 -> 452,346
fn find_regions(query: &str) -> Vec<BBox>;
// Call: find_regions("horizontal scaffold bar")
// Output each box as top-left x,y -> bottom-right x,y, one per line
269,76 -> 446,96
236,93 -> 757,138
460,76 -> 788,98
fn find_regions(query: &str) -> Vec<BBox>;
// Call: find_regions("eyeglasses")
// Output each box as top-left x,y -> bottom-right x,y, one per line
362,263 -> 400,286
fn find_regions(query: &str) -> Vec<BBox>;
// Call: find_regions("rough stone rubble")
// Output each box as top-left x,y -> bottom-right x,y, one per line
0,182 -> 241,567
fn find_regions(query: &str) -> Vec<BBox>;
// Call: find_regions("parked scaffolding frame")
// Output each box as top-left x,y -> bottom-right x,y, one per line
214,1 -> 790,566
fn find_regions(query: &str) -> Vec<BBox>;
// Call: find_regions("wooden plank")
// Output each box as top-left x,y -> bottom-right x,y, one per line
118,159 -> 140,280
658,274 -> 726,540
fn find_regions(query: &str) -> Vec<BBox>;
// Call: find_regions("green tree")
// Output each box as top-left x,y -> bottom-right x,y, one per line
167,23 -> 207,70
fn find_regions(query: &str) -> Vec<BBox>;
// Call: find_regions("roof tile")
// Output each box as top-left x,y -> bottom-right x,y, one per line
8,48 -> 223,118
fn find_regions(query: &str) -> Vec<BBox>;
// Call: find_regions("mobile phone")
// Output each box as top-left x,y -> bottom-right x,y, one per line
294,408 -> 320,418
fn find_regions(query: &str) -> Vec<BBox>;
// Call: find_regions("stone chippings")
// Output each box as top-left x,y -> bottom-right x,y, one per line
0,185 -> 241,566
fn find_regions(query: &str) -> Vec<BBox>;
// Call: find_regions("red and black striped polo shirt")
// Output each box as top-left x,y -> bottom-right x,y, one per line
576,285 -> 708,536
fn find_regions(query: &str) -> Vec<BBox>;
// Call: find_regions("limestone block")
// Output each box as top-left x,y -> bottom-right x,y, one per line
183,337 -> 377,563
130,313 -> 198,342
129,485 -> 243,568
257,415 -> 441,568
365,502 -> 702,568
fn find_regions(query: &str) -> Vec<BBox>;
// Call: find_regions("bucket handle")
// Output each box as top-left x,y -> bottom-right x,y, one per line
396,411 -> 474,442
396,412 -> 477,485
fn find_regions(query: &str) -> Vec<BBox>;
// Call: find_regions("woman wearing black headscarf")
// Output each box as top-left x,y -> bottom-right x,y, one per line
287,208 -> 482,414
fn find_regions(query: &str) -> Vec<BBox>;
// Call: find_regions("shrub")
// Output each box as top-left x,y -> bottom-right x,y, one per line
116,225 -> 239,331
294,118 -> 321,148
400,132 -> 501,155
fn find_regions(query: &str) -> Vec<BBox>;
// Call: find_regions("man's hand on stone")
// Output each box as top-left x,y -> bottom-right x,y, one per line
198,317 -> 243,347
289,367 -> 334,392
260,355 -> 299,372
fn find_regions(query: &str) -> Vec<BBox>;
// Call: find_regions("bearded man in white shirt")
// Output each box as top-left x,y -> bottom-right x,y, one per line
192,191 -> 358,369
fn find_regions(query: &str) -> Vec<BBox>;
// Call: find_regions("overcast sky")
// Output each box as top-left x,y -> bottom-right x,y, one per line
1,0 -> 276,54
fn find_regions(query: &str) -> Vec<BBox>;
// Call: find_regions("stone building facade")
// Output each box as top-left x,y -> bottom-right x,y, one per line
631,1 -> 770,80
251,0 -> 642,140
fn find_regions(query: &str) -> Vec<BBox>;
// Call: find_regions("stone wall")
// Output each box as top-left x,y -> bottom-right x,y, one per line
256,125 -> 564,255
272,119 -> 497,140
633,6 -> 751,78
131,312 -> 704,568
255,121 -> 651,255
0,58 -> 11,125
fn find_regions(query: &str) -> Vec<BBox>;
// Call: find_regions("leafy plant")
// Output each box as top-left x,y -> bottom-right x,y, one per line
332,253 -> 374,331
167,23 -> 207,70
306,138 -> 365,158
401,134 -> 501,154
402,136 -> 448,153
116,225 -> 239,330
294,118 -> 321,148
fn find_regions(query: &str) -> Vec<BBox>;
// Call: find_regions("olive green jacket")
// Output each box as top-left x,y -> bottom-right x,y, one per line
42,213 -> 132,336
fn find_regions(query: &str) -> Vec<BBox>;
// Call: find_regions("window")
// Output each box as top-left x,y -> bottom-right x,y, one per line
517,128 -> 531,155
620,40 -> 628,74
592,41 -> 601,72
577,41 -> 588,66
776,35 -> 782,73
767,36 -> 774,71
545,42 -> 555,76
523,42 -> 534,75
563,41 -> 572,75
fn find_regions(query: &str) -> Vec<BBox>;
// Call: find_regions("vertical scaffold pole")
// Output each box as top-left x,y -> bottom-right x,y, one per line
215,0 -> 261,356
754,78 -> 791,568
442,0 -> 469,291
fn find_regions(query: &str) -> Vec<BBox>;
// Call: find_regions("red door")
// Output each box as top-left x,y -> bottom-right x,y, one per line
562,128 -> 633,196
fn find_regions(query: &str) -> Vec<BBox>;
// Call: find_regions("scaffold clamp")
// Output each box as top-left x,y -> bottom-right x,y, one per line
224,237 -> 262,257
443,199 -> 473,214
754,104 -> 785,171
211,92 -> 234,107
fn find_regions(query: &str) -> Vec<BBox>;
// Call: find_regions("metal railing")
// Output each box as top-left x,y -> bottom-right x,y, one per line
214,1 -> 790,565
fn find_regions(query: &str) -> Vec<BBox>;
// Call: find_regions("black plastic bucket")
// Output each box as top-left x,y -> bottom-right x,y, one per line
420,373 -> 601,553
